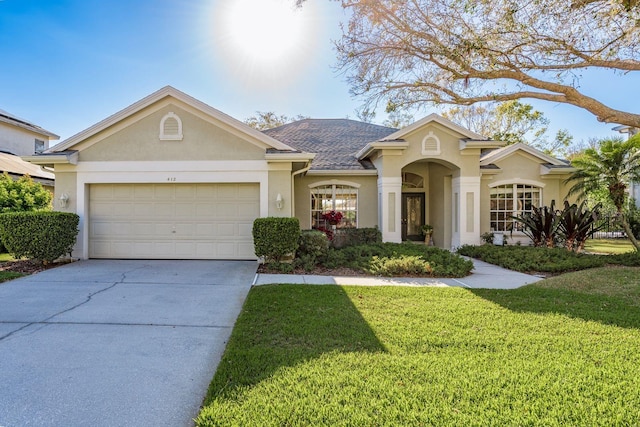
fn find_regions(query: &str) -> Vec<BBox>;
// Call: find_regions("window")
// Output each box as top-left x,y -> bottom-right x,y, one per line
402,172 -> 424,189
490,184 -> 541,231
34,139 -> 45,154
311,184 -> 358,228
159,112 -> 183,140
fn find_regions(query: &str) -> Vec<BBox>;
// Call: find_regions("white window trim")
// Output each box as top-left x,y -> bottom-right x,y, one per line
489,183 -> 543,232
310,183 -> 359,228
159,111 -> 183,141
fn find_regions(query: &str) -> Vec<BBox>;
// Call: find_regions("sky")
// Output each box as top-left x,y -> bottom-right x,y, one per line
0,0 -> 637,147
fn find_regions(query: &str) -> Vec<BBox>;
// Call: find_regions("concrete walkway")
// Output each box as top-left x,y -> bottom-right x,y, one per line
254,258 -> 543,289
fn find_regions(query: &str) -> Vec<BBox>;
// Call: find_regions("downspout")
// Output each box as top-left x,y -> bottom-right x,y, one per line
291,160 -> 312,217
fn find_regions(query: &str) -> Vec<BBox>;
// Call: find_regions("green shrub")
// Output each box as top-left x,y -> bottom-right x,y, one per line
608,251 -> 640,266
262,261 -> 294,273
367,255 -> 433,276
298,230 -> 329,260
332,227 -> 382,248
325,243 -> 472,277
0,211 -> 79,263
457,245 -> 607,273
253,217 -> 300,263
480,232 -> 494,245
295,230 -> 330,271
0,173 -> 52,213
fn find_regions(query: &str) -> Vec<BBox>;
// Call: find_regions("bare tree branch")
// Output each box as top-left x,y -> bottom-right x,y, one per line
330,0 -> 640,127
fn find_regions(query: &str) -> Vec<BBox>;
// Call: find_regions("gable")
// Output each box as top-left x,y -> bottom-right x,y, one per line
50,86 -> 298,162
80,103 -> 266,162
494,151 -> 545,171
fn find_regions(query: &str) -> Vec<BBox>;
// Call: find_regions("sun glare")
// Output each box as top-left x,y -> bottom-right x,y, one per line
211,0 -> 317,89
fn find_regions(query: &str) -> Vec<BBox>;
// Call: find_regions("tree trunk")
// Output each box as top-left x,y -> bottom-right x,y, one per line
619,214 -> 640,251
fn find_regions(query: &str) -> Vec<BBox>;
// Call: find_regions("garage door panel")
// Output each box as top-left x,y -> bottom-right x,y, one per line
113,185 -> 133,198
89,183 -> 259,259
238,184 -> 260,198
175,185 -> 196,198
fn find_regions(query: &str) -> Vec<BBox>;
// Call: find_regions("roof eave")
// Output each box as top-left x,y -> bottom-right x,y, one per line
306,169 -> 378,176
49,86 -> 296,153
357,141 -> 410,160
540,165 -> 575,175
265,152 -> 316,162
0,116 -> 60,140
22,151 -> 79,166
459,139 -> 506,150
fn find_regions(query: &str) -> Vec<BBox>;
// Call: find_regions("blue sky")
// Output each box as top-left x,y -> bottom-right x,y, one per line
1,0 -> 637,145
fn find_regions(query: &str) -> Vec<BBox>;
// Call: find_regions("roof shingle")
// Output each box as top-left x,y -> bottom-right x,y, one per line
263,119 -> 397,170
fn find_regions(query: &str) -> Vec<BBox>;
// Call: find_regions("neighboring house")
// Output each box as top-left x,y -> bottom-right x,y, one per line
24,86 -> 575,260
0,108 -> 58,190
612,125 -> 640,208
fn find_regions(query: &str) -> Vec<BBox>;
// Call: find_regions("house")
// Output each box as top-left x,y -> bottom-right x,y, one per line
0,108 -> 58,189
24,86 -> 575,260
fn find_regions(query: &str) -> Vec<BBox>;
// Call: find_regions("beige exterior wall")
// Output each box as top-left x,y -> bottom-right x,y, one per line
48,96 -> 305,259
294,174 -> 379,230
79,103 -> 265,162
479,152 -> 572,244
268,167 -> 293,217
52,170 -> 81,256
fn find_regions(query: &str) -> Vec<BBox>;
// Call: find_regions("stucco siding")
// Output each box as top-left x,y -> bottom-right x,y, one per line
268,168 -> 293,217
479,151 -> 573,242
294,174 -> 378,230
79,104 -> 265,162
52,170 -> 81,256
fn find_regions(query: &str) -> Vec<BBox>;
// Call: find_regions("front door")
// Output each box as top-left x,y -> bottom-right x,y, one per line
402,193 -> 425,241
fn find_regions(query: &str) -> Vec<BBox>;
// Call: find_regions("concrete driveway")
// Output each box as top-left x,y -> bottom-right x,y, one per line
0,259 -> 256,427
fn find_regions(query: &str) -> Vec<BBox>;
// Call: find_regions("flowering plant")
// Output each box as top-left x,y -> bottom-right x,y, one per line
322,210 -> 343,225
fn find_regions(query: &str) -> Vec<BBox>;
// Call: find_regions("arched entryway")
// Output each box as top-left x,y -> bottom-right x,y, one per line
401,160 -> 459,249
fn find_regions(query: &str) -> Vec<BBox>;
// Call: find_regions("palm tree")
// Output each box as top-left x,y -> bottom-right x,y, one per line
566,135 -> 640,251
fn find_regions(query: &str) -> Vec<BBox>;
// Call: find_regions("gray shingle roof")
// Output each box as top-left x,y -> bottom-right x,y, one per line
263,119 -> 397,170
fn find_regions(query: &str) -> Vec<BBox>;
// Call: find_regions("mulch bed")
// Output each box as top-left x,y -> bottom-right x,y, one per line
257,264 -> 365,276
0,259 -> 71,275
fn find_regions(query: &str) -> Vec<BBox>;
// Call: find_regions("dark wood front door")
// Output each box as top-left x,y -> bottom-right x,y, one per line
402,193 -> 425,241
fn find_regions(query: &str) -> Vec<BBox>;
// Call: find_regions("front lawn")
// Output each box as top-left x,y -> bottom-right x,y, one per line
584,238 -> 636,254
0,271 -> 24,283
197,268 -> 640,426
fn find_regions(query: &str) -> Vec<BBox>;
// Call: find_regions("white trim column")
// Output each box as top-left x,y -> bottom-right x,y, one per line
378,177 -> 402,243
452,176 -> 481,248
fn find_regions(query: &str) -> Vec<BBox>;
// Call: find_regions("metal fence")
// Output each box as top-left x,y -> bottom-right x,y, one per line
591,214 -> 626,239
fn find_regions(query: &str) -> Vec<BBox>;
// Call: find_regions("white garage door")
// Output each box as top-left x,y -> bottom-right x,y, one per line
89,183 -> 259,259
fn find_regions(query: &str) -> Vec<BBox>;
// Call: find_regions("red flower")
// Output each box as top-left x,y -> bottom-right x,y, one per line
322,210 -> 343,225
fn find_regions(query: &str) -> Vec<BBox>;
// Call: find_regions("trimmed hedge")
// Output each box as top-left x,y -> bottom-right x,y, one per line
253,217 -> 300,263
0,211 -> 79,263
332,227 -> 382,248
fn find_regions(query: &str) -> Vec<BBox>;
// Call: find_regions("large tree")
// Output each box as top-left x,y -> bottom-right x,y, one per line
245,111 -> 309,130
442,101 -> 572,155
566,135 -> 640,251
326,0 -> 640,127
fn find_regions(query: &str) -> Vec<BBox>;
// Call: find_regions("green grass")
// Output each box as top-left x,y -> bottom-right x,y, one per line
197,268 -> 640,426
0,253 -> 23,283
584,238 -> 636,254
0,271 -> 24,283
